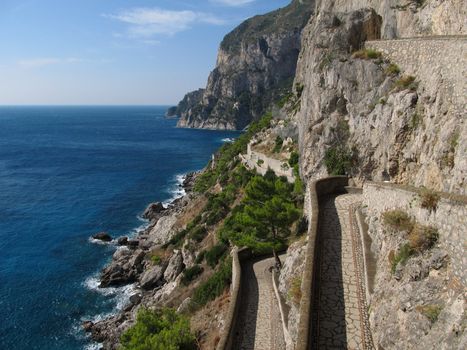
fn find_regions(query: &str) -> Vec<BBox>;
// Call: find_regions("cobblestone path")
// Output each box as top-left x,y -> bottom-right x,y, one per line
311,194 -> 374,350
233,256 -> 286,350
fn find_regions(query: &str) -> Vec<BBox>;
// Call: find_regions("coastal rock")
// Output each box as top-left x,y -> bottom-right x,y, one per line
165,106 -> 178,118
147,214 -> 178,246
181,240 -> 195,268
177,297 -> 192,313
92,232 -> 112,242
139,265 -> 165,290
182,172 -> 197,192
129,293 -> 142,305
117,236 -> 128,246
128,249 -> 145,270
113,247 -> 131,261
163,250 -> 184,281
82,321 -> 94,332
127,240 -> 139,248
142,202 -> 166,221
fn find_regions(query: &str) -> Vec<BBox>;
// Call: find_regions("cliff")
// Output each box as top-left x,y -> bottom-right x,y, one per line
175,0 -> 314,130
294,1 -> 466,194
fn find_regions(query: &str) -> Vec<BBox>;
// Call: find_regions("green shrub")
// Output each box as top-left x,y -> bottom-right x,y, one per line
391,243 -> 413,273
189,225 -> 207,243
288,151 -> 299,168
395,75 -> 417,91
273,136 -> 283,153
352,48 -> 382,59
288,277 -> 302,305
416,304 -> 442,323
150,255 -> 162,265
419,187 -> 440,211
191,259 -> 232,309
386,63 -> 400,75
120,308 -> 196,350
195,250 -> 205,264
205,243 -> 228,268
324,146 -> 353,175
408,224 -> 438,252
382,209 -> 414,232
181,265 -> 204,286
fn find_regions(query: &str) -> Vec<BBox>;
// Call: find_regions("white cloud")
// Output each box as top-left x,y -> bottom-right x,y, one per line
210,0 -> 256,6
105,8 -> 225,37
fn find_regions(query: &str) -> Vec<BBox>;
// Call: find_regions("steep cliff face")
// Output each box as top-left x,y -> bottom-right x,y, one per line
176,0 -> 314,130
294,1 -> 466,194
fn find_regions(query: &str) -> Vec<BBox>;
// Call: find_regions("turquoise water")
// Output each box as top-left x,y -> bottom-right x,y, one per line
0,106 -> 237,349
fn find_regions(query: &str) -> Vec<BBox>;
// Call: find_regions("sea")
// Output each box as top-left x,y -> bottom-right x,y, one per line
0,106 -> 238,350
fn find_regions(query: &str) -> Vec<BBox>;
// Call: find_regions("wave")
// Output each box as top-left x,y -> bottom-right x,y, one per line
221,137 -> 235,143
163,173 -> 186,206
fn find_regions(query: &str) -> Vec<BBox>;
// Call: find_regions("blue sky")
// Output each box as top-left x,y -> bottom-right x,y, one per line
0,0 -> 290,105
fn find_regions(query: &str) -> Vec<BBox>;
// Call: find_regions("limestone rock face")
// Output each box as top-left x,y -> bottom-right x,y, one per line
294,6 -> 466,193
163,250 -> 184,281
147,214 -> 177,246
175,0 -> 314,130
139,265 -> 165,290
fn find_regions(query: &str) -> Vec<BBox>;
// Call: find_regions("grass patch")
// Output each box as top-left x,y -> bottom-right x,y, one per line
391,243 -> 413,273
150,255 -> 162,265
120,308 -> 196,350
386,63 -> 400,75
273,136 -> 283,153
181,265 -> 204,286
352,48 -> 382,60
382,209 -> 414,232
419,187 -> 440,211
416,304 -> 442,323
205,243 -> 228,268
395,75 -> 418,91
288,276 -> 302,305
408,224 -> 438,252
190,258 -> 232,309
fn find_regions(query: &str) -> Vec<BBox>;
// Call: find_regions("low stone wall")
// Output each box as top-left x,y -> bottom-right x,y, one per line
362,181 -> 467,287
240,145 -> 295,183
295,176 -> 350,350
216,247 -> 242,350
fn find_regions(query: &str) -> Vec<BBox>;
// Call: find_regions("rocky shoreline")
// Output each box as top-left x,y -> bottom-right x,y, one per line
83,171 -> 199,349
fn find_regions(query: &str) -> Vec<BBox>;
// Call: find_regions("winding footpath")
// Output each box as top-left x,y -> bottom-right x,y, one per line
311,193 -> 374,349
233,256 -> 286,350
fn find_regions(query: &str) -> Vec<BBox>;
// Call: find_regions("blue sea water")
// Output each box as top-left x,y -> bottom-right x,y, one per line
0,106 -> 238,350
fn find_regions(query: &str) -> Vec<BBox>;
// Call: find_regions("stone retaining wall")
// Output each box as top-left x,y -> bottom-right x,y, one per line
295,176 -> 350,350
366,36 -> 467,121
240,144 -> 295,183
363,181 -> 467,287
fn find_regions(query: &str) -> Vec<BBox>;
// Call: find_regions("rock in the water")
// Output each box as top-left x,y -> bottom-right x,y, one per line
129,293 -> 142,305
127,240 -> 139,248
92,232 -> 112,242
117,236 -> 129,246
82,321 -> 94,332
164,250 -> 184,281
142,202 -> 166,221
140,265 -> 165,290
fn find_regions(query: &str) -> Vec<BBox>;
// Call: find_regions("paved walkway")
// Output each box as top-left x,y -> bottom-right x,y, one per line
233,256 -> 286,350
311,194 -> 374,350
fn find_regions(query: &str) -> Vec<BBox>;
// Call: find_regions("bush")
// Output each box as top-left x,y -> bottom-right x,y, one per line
391,243 -> 413,273
395,75 -> 417,91
419,188 -> 440,211
150,255 -> 162,265
416,304 -> 442,323
205,243 -> 228,268
181,265 -> 204,286
195,250 -> 205,264
386,63 -> 400,75
189,225 -> 207,243
382,209 -> 414,232
288,277 -> 302,305
120,308 -> 196,350
352,48 -> 382,59
273,136 -> 283,153
324,146 -> 353,175
408,224 -> 438,252
191,259 -> 232,309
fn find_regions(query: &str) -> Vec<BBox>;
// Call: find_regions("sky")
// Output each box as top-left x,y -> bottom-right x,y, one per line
0,0 -> 291,105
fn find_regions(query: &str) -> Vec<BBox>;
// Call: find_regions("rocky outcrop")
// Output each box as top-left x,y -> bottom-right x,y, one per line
92,232 -> 112,242
293,5 -> 466,193
175,0 -> 314,130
